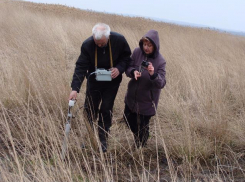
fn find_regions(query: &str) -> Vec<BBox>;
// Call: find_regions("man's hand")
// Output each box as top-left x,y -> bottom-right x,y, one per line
134,70 -> 141,80
110,67 -> 120,79
147,62 -> 154,76
69,91 -> 77,100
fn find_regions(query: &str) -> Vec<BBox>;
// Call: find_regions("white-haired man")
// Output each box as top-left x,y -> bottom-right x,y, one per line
69,23 -> 131,152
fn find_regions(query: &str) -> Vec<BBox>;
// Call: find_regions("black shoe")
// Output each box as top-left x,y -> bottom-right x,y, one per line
81,143 -> 86,149
162,157 -> 168,165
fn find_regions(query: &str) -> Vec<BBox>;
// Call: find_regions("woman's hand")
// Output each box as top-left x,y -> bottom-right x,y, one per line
134,70 -> 141,80
147,62 -> 154,76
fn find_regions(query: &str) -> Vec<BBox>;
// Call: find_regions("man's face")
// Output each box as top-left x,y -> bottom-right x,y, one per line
94,36 -> 108,48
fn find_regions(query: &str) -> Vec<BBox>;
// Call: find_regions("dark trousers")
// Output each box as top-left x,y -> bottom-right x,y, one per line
123,104 -> 152,148
84,81 -> 120,147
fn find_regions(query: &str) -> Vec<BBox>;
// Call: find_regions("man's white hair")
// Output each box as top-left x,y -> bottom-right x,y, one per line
92,23 -> 111,40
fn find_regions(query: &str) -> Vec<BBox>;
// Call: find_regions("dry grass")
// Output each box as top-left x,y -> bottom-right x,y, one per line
1,1 -> 245,181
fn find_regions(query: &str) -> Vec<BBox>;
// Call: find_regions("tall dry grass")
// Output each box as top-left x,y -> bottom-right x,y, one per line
1,1 -> 245,181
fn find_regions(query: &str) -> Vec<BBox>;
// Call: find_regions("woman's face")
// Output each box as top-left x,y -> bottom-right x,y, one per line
143,40 -> 154,55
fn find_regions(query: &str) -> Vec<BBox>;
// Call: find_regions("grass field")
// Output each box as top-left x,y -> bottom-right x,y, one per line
1,1 -> 245,181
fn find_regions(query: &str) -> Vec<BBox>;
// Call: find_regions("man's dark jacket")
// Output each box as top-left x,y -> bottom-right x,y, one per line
71,32 -> 131,92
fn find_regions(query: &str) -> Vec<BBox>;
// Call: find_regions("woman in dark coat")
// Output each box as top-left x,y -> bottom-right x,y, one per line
124,29 -> 166,148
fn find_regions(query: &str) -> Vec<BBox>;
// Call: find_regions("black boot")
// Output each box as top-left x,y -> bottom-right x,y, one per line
99,129 -> 108,153
100,140 -> 107,153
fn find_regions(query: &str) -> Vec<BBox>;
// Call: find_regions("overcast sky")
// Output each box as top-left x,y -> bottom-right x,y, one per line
24,0 -> 245,32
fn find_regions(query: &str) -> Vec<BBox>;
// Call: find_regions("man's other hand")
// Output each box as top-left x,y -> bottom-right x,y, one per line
69,91 -> 77,100
110,67 -> 120,79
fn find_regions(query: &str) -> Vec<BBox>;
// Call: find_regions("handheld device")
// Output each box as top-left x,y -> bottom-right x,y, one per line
95,68 -> 112,81
69,100 -> 75,107
141,60 -> 149,68
61,99 -> 76,160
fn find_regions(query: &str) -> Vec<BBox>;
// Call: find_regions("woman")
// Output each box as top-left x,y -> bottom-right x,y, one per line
124,29 -> 166,148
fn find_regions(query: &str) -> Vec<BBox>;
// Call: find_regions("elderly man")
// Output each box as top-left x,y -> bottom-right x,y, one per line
69,23 -> 131,152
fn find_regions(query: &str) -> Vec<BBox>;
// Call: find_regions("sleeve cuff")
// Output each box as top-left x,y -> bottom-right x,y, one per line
72,87 -> 80,93
150,73 -> 158,80
130,69 -> 136,77
116,66 -> 124,74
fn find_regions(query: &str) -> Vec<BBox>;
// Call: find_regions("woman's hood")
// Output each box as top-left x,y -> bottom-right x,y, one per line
139,29 -> 160,58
